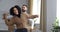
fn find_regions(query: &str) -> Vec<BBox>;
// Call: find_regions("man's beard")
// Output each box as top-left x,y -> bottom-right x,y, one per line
22,9 -> 26,12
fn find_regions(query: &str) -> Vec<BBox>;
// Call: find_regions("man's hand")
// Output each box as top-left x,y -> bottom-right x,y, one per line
34,15 -> 38,18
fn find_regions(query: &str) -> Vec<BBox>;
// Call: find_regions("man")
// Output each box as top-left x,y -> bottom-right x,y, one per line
21,4 -> 38,32
21,4 -> 38,19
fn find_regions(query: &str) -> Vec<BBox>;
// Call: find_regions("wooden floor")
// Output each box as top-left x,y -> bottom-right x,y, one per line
0,30 -> 8,32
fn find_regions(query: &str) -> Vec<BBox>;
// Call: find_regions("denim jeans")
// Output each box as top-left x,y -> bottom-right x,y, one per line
15,28 -> 28,32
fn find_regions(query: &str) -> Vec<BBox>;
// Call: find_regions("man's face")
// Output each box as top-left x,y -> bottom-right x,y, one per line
22,6 -> 27,12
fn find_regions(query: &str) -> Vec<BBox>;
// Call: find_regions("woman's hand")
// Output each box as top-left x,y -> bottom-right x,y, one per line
2,13 -> 8,19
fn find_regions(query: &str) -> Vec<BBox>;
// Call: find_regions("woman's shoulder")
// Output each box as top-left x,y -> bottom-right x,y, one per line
7,15 -> 13,19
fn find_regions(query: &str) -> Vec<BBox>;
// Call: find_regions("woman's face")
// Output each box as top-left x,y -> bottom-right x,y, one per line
13,8 -> 19,15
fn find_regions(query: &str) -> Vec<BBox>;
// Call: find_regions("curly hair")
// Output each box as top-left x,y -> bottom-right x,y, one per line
10,5 -> 21,17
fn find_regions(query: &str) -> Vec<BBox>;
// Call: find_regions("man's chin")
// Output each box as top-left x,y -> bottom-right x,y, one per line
22,11 -> 25,12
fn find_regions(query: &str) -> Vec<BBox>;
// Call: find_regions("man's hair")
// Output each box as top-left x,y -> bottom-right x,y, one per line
22,4 -> 27,7
10,5 -> 21,17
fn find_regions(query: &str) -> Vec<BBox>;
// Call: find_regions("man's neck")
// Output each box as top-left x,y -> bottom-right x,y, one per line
22,12 -> 26,13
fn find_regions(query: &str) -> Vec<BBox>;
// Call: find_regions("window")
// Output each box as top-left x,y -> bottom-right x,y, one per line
32,0 -> 41,24
57,0 -> 60,26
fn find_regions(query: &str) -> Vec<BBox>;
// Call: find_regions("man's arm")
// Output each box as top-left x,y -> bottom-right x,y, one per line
25,13 -> 38,19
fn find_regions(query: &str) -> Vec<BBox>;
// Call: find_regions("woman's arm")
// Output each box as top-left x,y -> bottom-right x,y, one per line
3,13 -> 13,25
3,13 -> 15,32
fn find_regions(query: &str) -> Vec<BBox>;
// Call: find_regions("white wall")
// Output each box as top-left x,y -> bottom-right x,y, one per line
0,0 -> 28,30
46,0 -> 56,32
